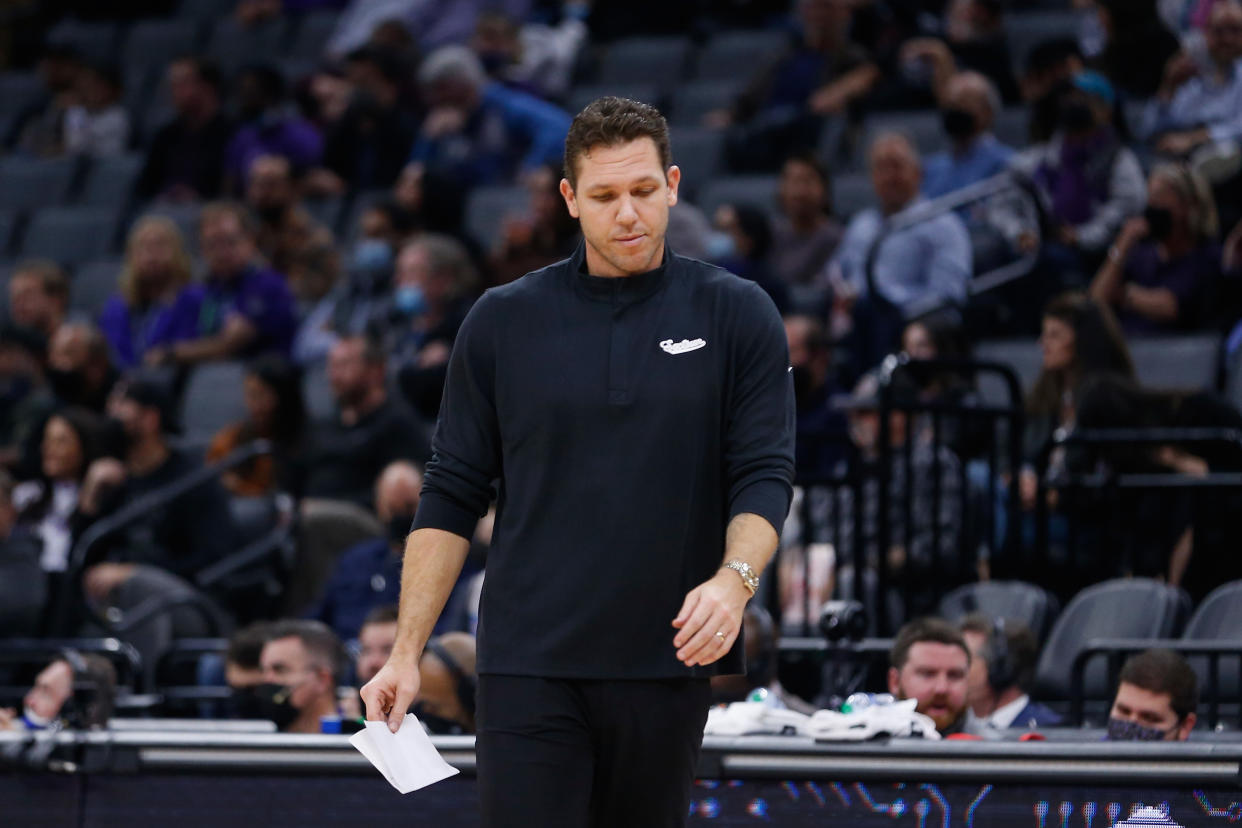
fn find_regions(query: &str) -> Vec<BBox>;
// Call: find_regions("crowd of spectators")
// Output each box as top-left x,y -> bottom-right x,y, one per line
0,0 -> 1241,739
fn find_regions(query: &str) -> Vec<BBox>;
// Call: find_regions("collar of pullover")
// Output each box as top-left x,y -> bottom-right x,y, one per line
571,240 -> 671,303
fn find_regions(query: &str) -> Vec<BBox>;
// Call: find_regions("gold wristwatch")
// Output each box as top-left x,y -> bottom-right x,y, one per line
722,560 -> 759,596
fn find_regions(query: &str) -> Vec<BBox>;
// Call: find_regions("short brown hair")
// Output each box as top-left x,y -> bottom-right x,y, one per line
563,96 -> 671,190
13,259 -> 69,305
891,617 -> 970,671
363,604 -> 399,628
1118,649 -> 1199,722
267,619 -> 347,684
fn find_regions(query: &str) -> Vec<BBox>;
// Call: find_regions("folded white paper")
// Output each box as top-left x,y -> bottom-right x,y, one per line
349,714 -> 460,794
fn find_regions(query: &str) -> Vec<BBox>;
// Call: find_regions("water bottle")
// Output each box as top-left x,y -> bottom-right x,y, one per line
841,693 -> 895,714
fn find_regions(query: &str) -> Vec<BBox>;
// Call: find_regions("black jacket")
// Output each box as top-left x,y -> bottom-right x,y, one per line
414,244 -> 795,679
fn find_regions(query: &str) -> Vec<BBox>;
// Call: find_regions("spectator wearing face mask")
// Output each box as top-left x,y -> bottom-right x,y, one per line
1090,164 -> 1221,334
414,632 -> 477,735
922,71 -> 1014,199
246,154 -> 334,276
1106,649 -> 1198,741
255,620 -> 346,733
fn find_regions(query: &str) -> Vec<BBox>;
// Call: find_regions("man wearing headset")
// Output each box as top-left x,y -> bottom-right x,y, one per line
414,632 -> 477,735
959,614 -> 1062,731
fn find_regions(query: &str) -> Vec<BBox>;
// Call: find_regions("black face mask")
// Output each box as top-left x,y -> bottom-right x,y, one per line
233,682 -> 300,730
1106,716 -> 1172,741
47,368 -> 86,403
1059,100 -> 1096,134
413,703 -> 467,735
941,107 -> 977,141
388,513 -> 415,547
1143,206 -> 1175,240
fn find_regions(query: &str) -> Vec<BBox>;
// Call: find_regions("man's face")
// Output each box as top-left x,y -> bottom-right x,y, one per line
416,650 -> 470,729
870,139 -> 921,215
888,641 -> 970,732
377,470 -> 421,524
560,138 -> 680,278
48,326 -> 88,374
356,622 -> 398,685
200,213 -> 255,279
260,636 -> 325,713
327,340 -> 372,406
24,660 -> 73,722
961,630 -> 993,716
779,158 -> 826,220
1109,681 -> 1193,741
108,394 -> 155,444
1208,4 -> 1242,67
168,61 -> 205,115
246,156 -> 294,214
8,273 -> 54,332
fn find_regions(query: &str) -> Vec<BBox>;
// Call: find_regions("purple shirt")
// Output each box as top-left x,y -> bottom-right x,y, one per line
193,265 -> 298,357
98,289 -> 204,369
225,116 -> 324,183
1120,240 -> 1220,334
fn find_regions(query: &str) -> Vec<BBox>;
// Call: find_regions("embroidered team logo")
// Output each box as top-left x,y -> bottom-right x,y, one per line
659,338 -> 707,355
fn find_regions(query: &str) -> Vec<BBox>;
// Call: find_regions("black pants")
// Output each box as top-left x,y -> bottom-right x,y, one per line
476,675 -> 712,828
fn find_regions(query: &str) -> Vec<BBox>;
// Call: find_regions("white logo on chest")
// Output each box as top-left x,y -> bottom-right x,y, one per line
659,338 -> 707,355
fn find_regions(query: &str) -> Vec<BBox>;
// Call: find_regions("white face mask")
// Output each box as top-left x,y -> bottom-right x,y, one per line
22,706 -> 54,729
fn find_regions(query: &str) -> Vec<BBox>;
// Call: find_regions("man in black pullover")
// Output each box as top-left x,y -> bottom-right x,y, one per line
362,97 -> 795,827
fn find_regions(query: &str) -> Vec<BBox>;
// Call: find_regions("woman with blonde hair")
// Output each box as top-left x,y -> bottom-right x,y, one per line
1090,162 -> 1221,333
98,214 -> 203,368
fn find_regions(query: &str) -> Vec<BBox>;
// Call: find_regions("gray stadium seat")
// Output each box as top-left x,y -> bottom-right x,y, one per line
993,107 -> 1029,148
567,83 -> 661,117
1129,334 -> 1221,390
46,19 -> 120,63
21,207 -> 119,265
465,184 -> 530,248
694,29 -> 789,81
79,153 -> 143,206
1034,578 -> 1189,700
669,80 -> 741,126
1003,11 -> 1080,70
179,0 -> 240,24
287,10 -> 340,61
0,210 -> 19,257
1182,580 -> 1242,701
122,19 -> 201,75
180,361 -> 248,442
597,36 -> 693,87
973,339 -> 1042,406
695,174 -> 779,220
205,18 -> 288,76
70,259 -> 122,316
302,360 -> 334,422
138,203 -> 202,255
831,171 -> 875,220
938,580 -> 1061,644
669,126 -> 724,201
860,110 -> 949,164
303,196 -> 344,236
0,157 -> 80,210
0,72 -> 47,117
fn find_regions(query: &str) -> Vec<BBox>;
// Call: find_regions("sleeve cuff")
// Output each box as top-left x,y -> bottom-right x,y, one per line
729,478 -> 793,537
412,491 -> 480,541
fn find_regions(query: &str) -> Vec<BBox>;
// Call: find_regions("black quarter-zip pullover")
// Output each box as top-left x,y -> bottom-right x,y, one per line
413,243 -> 795,679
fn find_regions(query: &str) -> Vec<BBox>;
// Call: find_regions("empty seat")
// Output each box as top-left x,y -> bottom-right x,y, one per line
180,361 -> 248,442
566,83 -> 661,118
1003,12 -> 1080,71
938,580 -> 1060,643
1034,578 -> 1189,700
21,207 -> 119,265
668,126 -> 724,201
0,72 -> 47,117
204,18 -> 288,77
123,19 -> 201,76
973,339 -> 1042,406
1182,580 -> 1242,701
287,10 -> 339,61
597,37 -> 693,87
0,157 -> 80,210
695,29 -> 790,81
1129,335 -> 1220,390
465,184 -> 530,248
79,153 -> 144,206
831,172 -> 875,220
669,80 -> 741,126
993,107 -> 1029,148
46,19 -> 120,63
695,174 -> 779,219
70,259 -> 122,315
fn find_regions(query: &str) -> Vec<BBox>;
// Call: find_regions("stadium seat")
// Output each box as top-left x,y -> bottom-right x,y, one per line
669,80 -> 741,126
567,83 -> 661,118
1182,580 -> 1242,700
973,339 -> 1042,406
694,29 -> 789,81
993,107 -> 1029,148
0,157 -> 80,211
1129,335 -> 1221,391
138,202 -> 202,255
204,18 -> 288,77
178,0 -> 241,24
180,361 -> 248,442
46,19 -> 120,63
464,184 -> 530,249
831,171 -> 875,220
303,196 -> 344,236
860,110 -> 949,164
20,207 -> 119,266
0,72 -> 47,119
122,18 -> 201,76
596,36 -> 693,88
70,259 -> 122,315
302,360 -> 334,422
1003,11 -> 1081,71
287,10 -> 340,61
937,580 -> 1061,644
0,210 -> 19,258
1034,577 -> 1190,701
79,153 -> 144,206
669,126 -> 724,201
695,174 -> 779,219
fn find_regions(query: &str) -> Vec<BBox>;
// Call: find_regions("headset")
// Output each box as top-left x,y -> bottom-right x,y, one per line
986,617 -> 1018,692
423,637 -> 476,719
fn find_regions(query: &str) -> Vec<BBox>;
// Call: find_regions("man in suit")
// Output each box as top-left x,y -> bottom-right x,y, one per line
960,613 -> 1063,730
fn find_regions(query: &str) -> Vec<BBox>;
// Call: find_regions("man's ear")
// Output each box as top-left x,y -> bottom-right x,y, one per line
559,178 -> 579,219
887,666 -> 900,697
666,165 -> 680,207
1176,712 -> 1197,740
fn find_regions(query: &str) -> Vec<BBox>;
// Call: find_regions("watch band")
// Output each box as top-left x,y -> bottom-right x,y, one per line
722,560 -> 759,595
